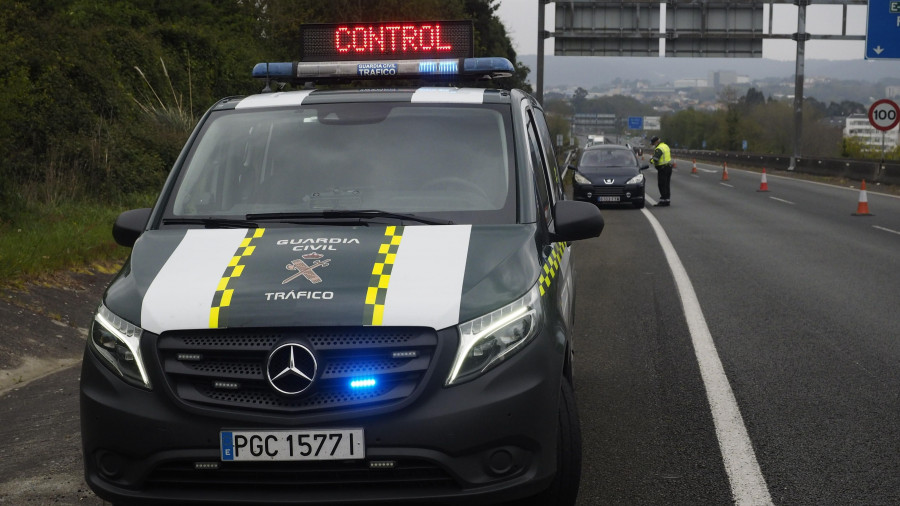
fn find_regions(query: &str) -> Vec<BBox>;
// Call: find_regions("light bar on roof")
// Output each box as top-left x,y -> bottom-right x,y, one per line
251,57 -> 514,82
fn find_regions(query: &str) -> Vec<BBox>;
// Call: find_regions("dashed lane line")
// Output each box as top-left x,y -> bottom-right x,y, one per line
873,225 -> 900,236
641,207 -> 774,506
769,197 -> 795,205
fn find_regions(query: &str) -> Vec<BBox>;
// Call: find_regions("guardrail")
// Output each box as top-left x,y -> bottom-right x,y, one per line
672,149 -> 900,186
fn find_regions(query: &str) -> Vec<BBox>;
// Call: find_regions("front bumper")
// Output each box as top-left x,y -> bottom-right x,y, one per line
80,326 -> 563,505
574,183 -> 645,205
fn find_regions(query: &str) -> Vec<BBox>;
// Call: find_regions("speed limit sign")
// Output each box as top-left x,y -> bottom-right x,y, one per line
868,99 -> 900,132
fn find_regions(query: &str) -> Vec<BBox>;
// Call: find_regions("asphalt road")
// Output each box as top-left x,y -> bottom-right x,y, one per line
573,160 -> 899,505
1,160 -> 897,504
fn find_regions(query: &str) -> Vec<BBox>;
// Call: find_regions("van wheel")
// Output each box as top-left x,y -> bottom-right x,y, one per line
524,377 -> 582,505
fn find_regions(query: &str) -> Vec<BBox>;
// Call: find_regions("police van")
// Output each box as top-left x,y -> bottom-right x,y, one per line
80,20 -> 604,505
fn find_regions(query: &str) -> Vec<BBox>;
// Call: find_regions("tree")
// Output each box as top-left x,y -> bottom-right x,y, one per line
572,87 -> 588,112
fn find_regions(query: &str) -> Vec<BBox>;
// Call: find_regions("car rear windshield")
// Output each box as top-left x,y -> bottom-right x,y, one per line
165,102 -> 517,225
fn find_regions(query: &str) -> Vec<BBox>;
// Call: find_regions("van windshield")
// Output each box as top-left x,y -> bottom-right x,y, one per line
166,102 -> 516,225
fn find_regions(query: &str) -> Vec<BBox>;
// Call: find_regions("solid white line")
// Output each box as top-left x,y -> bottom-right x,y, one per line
873,225 -> 900,236
769,197 -> 795,205
640,209 -> 773,506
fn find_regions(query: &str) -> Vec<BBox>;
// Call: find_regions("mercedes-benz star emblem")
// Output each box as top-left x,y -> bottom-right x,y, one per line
266,343 -> 317,395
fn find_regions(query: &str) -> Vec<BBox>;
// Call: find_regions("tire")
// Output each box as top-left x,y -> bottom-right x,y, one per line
524,377 -> 583,505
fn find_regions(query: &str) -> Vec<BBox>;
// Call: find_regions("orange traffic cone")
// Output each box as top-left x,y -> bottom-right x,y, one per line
757,168 -> 770,192
852,180 -> 873,216
691,159 -> 698,174
722,162 -> 729,181
673,160 -> 678,169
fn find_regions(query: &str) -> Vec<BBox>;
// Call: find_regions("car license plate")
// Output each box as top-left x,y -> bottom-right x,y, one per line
598,196 -> 620,202
220,429 -> 364,461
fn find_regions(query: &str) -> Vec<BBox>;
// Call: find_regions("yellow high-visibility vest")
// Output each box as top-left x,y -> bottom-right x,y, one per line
653,142 -> 671,166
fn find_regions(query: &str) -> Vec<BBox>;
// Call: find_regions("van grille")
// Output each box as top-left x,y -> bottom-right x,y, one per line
156,327 -> 438,414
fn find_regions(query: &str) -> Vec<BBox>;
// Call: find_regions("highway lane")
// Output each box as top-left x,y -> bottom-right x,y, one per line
570,160 -> 898,504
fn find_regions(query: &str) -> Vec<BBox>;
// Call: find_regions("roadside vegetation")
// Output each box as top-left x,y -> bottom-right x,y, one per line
659,87 -> 900,160
0,0 -> 529,288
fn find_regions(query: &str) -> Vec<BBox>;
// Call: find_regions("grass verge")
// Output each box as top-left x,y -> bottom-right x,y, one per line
0,195 -> 156,289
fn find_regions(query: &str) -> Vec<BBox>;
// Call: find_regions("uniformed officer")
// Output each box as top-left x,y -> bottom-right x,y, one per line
648,136 -> 672,207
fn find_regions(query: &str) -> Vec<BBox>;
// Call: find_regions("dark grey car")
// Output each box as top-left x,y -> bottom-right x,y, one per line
572,144 -> 649,209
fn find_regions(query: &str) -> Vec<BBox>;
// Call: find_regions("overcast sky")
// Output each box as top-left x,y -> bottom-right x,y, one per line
495,0 -> 870,61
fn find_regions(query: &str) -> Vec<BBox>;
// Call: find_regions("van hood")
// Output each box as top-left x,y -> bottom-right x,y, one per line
104,224 -> 544,334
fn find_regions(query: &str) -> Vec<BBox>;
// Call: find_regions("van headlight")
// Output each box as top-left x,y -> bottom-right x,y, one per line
90,304 -> 151,389
446,283 -> 543,385
626,173 -> 644,184
574,172 -> 591,185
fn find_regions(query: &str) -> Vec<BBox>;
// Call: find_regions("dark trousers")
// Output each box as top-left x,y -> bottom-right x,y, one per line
657,164 -> 673,201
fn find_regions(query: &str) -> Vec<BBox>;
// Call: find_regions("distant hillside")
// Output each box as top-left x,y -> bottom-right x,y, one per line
521,55 -> 900,89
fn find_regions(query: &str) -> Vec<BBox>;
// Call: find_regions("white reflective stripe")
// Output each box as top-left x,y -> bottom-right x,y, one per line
411,88 -> 485,104
141,229 -> 248,334
235,90 -> 314,109
381,225 -> 472,329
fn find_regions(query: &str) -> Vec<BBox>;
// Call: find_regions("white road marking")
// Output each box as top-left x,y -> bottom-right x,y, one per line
640,208 -> 773,506
769,197 -> 795,205
720,183 -> 734,188
873,225 -> 900,236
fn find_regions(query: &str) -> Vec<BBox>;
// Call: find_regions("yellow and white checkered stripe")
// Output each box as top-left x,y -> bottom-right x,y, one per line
364,226 -> 404,325
539,242 -> 568,296
209,228 -> 265,328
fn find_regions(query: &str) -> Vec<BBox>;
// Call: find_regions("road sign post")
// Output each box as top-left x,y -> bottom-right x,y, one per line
868,99 -> 900,131
868,99 -> 900,175
866,0 -> 900,59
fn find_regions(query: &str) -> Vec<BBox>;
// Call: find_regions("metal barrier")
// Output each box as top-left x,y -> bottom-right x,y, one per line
673,149 -> 900,186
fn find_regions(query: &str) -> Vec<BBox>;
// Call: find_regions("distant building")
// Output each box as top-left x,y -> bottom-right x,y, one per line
674,78 -> 709,89
886,86 -> 900,99
709,70 -> 737,88
843,114 -> 899,150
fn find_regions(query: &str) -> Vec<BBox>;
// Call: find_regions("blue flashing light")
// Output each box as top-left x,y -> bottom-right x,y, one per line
349,378 -> 378,389
462,57 -> 514,76
418,60 -> 459,75
251,62 -> 294,80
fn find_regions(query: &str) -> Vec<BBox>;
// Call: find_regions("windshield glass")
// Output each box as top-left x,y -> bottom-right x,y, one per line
166,102 -> 516,225
579,148 -> 637,169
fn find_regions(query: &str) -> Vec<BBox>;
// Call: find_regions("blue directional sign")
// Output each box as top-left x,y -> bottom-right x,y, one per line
628,116 -> 643,130
865,0 -> 900,60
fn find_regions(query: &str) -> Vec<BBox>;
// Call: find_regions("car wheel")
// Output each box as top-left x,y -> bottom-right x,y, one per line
523,377 -> 582,505
634,200 -> 645,209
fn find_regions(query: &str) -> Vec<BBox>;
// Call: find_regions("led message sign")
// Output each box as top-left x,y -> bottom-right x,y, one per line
300,21 -> 474,62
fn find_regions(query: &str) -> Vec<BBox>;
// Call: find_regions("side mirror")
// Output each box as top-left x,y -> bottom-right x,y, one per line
113,208 -> 152,248
640,164 -> 650,171
552,200 -> 604,242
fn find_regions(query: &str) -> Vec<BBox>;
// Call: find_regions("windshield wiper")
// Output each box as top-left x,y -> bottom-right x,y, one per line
162,217 -> 259,229
246,210 -> 453,226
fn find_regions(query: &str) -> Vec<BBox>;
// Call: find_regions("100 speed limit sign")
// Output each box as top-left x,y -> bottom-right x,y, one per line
868,99 -> 900,132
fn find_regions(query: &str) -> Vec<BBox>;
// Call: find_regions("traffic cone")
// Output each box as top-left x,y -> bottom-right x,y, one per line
691,159 -> 698,174
852,180 -> 873,216
673,159 -> 678,169
722,162 -> 729,181
757,168 -> 769,192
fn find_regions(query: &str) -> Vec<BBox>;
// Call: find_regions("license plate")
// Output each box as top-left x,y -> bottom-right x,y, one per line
220,429 -> 365,461
598,196 -> 620,202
